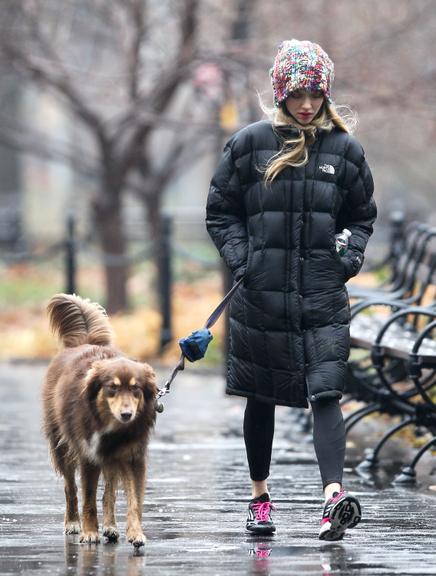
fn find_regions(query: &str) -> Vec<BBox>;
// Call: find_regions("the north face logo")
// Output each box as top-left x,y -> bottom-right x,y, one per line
319,163 -> 335,175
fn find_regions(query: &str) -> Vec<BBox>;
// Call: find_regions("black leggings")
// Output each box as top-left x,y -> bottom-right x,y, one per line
243,397 -> 345,489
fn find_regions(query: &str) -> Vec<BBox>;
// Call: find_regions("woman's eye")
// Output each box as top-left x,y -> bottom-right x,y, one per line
289,90 -> 323,100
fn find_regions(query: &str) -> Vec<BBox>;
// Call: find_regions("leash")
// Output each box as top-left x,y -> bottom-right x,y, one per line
155,277 -> 244,413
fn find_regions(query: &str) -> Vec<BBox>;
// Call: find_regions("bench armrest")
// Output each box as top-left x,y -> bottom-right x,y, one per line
374,306 -> 436,346
350,298 -> 408,320
411,319 -> 436,355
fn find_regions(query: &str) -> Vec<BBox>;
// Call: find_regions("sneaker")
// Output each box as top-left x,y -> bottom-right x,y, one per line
246,493 -> 276,535
319,490 -> 361,541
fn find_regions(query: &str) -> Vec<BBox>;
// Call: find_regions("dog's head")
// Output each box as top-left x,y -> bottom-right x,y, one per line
84,358 -> 157,425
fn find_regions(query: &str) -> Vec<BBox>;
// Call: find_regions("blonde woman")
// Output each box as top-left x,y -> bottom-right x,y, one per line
206,39 -> 377,541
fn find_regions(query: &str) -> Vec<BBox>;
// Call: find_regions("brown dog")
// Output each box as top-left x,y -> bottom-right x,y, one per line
43,293 -> 157,547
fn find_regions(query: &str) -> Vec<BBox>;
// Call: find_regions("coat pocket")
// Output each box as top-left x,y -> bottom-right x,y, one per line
330,247 -> 347,282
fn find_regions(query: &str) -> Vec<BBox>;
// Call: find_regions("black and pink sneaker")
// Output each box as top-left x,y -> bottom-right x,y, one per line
246,493 -> 276,535
319,490 -> 361,541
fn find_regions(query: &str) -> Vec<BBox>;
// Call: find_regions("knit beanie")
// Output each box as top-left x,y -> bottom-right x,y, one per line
270,39 -> 334,107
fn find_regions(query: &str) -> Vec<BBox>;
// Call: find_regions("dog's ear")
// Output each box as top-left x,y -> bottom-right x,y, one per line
83,363 -> 103,401
140,363 -> 157,400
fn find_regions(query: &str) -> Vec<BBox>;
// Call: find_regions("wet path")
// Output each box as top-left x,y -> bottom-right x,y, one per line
0,362 -> 435,575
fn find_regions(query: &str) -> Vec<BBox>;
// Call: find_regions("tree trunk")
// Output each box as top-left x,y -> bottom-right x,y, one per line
144,193 -> 164,294
93,198 -> 129,314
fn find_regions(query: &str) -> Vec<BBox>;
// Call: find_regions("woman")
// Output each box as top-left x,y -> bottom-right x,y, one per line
206,39 -> 377,541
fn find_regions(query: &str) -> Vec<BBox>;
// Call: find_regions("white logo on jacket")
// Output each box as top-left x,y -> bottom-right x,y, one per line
319,163 -> 335,175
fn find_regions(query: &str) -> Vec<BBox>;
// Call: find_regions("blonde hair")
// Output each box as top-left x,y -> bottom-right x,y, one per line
256,93 -> 358,184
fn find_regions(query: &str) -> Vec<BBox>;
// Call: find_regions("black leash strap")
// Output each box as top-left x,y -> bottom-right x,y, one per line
204,277 -> 244,330
155,277 -> 244,412
155,354 -> 185,405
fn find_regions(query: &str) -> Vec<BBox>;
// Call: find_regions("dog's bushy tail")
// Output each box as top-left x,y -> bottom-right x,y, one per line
47,293 -> 114,348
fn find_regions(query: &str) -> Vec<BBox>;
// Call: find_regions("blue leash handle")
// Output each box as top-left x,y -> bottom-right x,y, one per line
179,277 -> 244,361
156,277 -> 244,410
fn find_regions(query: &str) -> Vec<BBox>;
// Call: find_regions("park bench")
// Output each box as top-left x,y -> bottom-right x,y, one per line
344,310 -> 436,483
348,222 -> 435,304
343,228 -> 436,483
365,306 -> 436,481
347,228 -> 436,359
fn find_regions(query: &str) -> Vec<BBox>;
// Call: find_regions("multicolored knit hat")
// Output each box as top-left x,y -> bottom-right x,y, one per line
270,39 -> 334,106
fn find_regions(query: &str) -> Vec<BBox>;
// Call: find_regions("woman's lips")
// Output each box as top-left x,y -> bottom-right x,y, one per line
298,112 -> 313,119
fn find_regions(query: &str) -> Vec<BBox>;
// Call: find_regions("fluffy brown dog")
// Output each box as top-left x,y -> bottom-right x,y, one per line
43,293 -> 157,547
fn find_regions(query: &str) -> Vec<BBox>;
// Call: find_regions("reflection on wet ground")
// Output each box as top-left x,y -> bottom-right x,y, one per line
0,363 -> 435,575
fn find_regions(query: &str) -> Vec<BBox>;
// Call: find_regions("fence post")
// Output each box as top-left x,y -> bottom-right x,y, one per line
159,214 -> 173,352
65,214 -> 77,294
389,210 -> 405,260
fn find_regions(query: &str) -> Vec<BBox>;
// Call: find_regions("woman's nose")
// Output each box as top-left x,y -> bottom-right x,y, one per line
301,95 -> 312,109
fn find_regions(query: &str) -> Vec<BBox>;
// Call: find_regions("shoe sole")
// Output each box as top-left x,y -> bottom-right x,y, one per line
319,495 -> 361,541
246,524 -> 276,535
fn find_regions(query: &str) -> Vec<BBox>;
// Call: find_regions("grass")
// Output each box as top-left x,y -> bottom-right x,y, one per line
0,257 -> 225,365
0,262 -> 64,307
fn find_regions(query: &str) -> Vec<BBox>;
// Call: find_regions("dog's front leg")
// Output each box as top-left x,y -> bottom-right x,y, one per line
79,461 -> 101,544
64,464 -> 81,534
122,459 -> 146,547
102,470 -> 119,542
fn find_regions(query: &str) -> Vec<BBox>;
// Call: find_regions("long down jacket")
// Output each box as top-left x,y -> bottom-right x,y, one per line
206,120 -> 377,408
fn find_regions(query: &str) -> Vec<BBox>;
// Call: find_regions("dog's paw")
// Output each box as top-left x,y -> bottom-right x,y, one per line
103,525 -> 119,542
127,530 -> 146,548
65,521 -> 81,535
79,531 -> 100,544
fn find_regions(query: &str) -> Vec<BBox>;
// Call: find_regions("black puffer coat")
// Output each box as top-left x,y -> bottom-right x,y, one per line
206,120 -> 377,408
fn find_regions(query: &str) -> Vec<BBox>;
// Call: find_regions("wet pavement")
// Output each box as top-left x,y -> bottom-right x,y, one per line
0,361 -> 435,576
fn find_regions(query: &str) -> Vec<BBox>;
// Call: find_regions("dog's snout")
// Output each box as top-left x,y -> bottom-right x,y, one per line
120,411 -> 133,422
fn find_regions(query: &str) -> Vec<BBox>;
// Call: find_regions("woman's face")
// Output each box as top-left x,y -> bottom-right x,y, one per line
284,89 -> 324,124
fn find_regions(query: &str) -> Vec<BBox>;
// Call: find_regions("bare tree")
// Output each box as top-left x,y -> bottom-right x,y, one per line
0,0 -> 223,312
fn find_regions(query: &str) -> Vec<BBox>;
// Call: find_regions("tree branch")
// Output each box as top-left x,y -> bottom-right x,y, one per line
124,0 -> 147,101
0,117 -> 101,181
0,4 -> 109,147
115,0 -> 199,181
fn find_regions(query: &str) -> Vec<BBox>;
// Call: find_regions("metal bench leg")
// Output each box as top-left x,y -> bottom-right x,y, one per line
344,403 -> 381,435
357,417 -> 415,471
393,437 -> 436,485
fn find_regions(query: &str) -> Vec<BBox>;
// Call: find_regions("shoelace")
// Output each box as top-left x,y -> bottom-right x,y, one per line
252,501 -> 274,522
